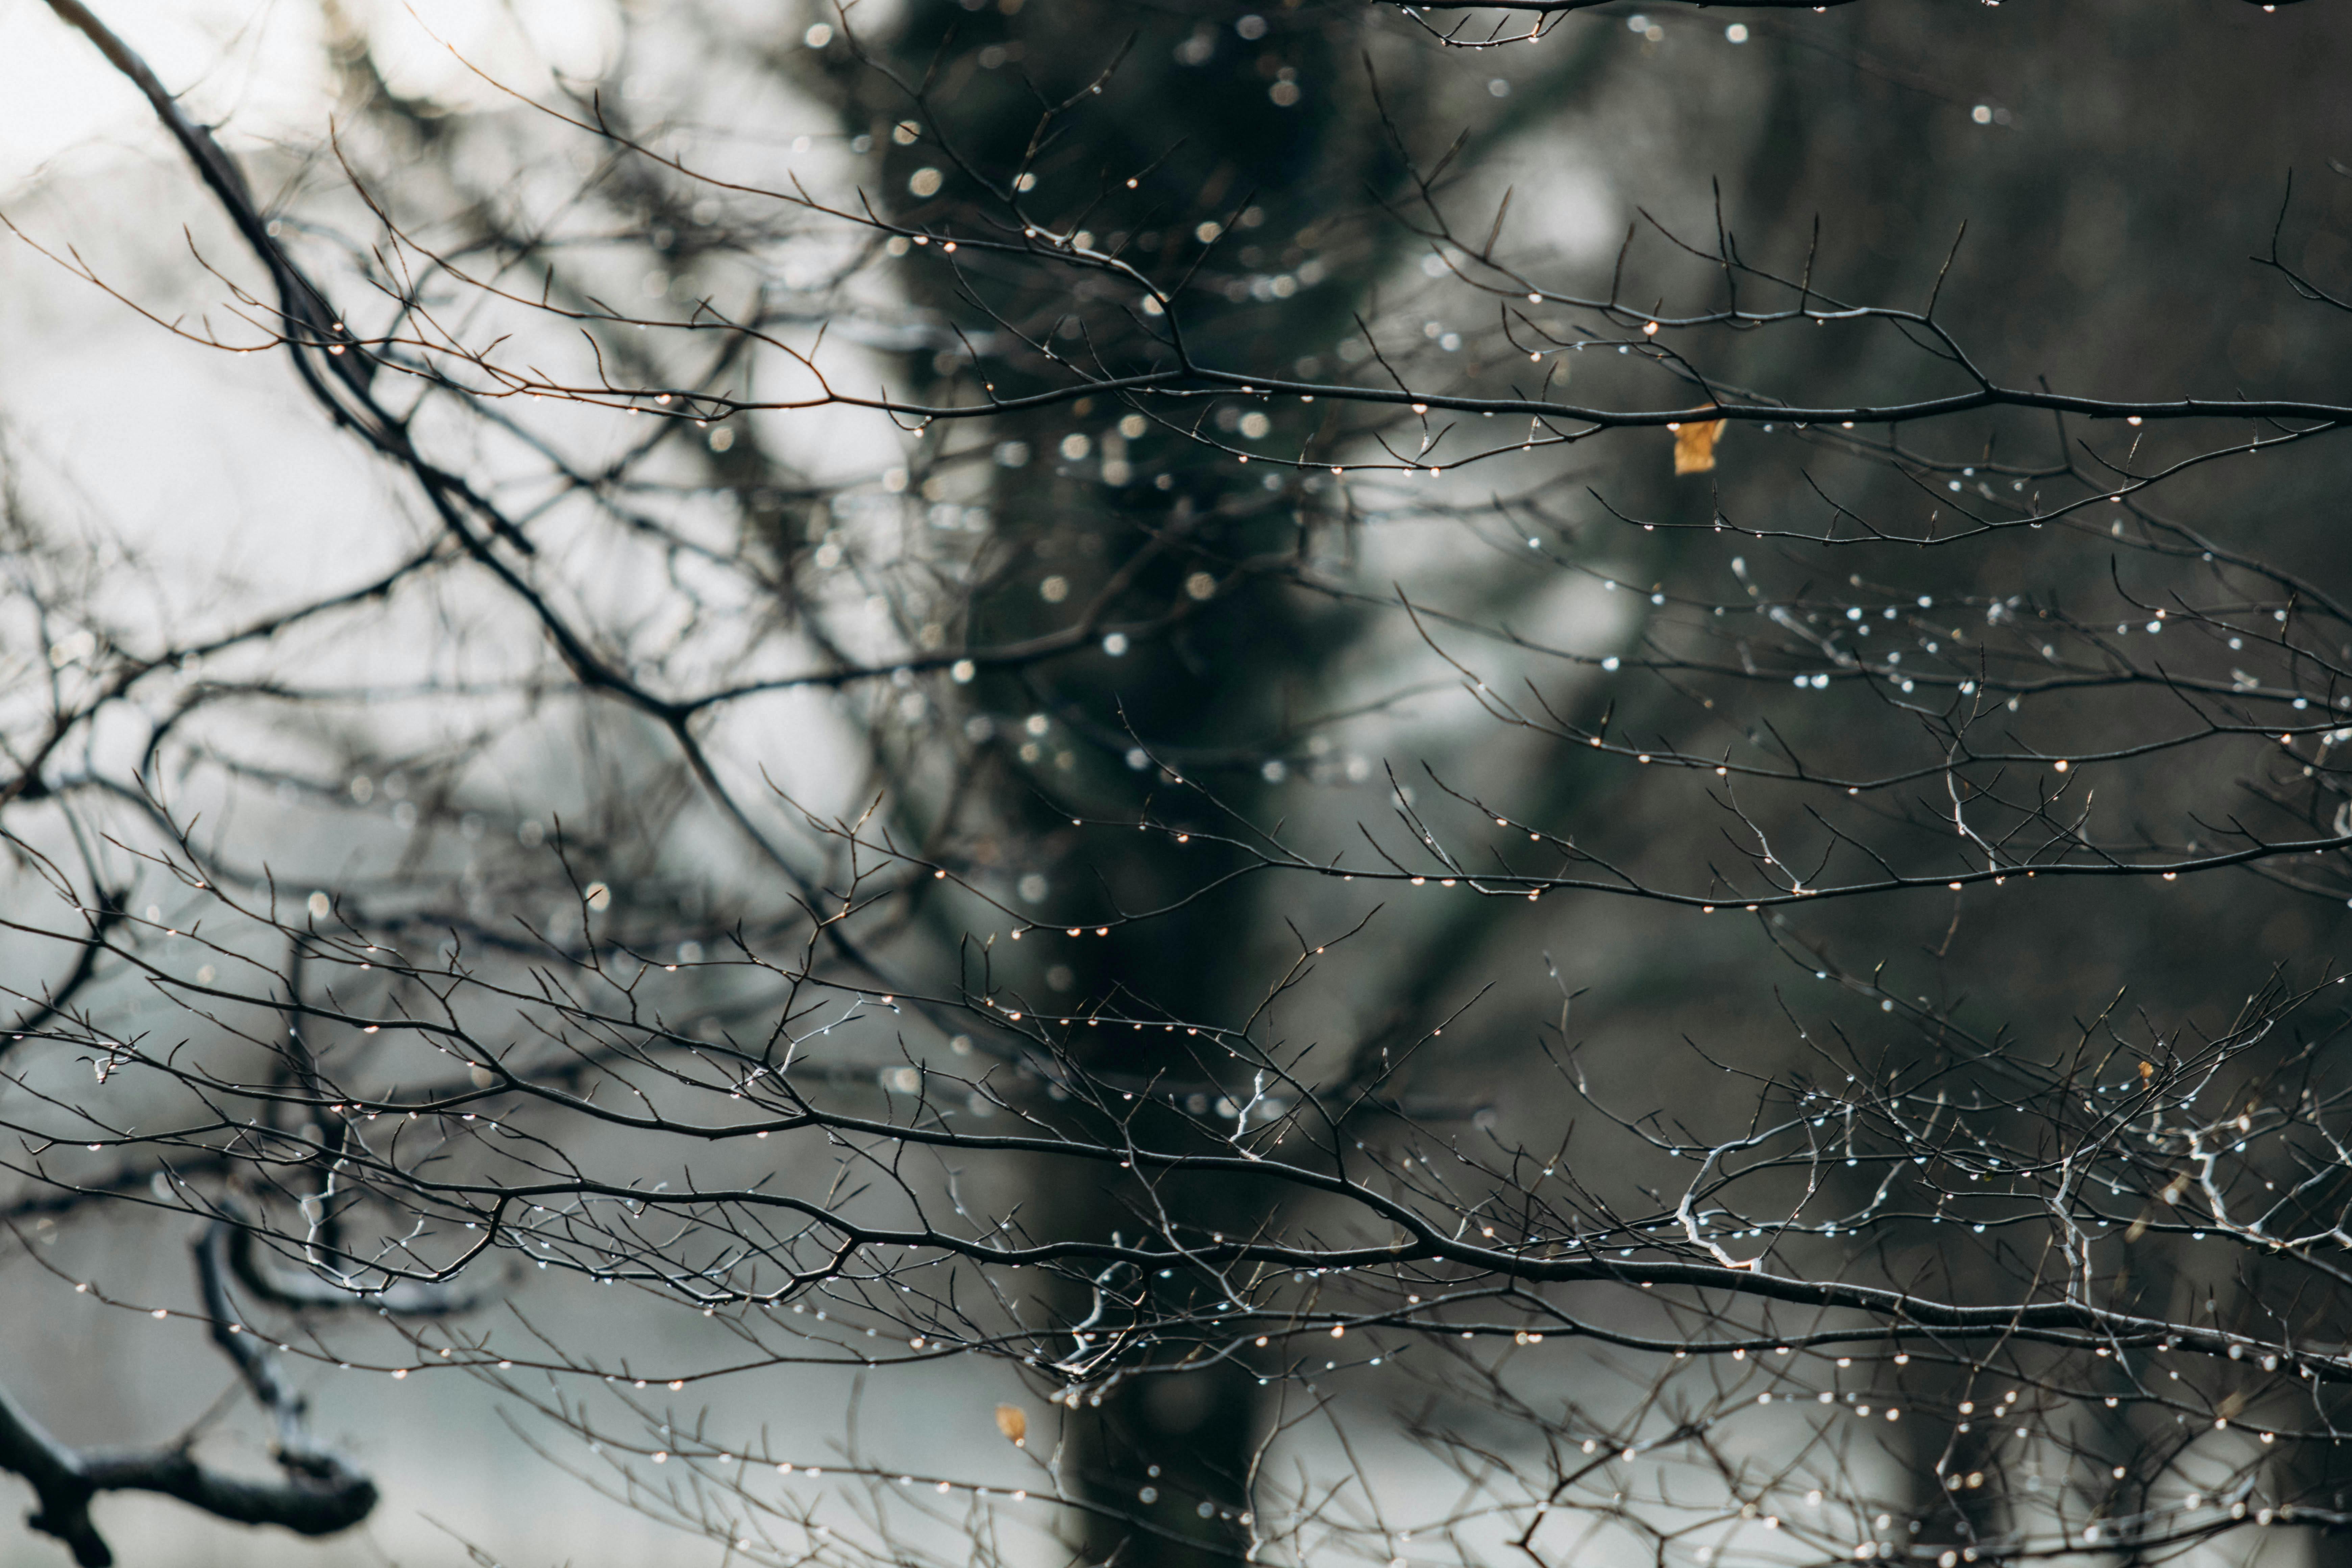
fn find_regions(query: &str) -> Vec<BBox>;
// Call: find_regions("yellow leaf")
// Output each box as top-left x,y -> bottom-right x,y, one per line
1673,416 -> 1726,475
994,1403 -> 1027,1445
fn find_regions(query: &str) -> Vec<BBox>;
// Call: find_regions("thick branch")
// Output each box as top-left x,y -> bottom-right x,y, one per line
0,1223 -> 375,1567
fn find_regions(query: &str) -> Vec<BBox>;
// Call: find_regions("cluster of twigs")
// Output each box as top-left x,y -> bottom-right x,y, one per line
6,1 -> 2352,1564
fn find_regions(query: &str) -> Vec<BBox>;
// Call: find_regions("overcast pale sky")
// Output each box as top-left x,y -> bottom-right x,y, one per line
0,0 -> 619,196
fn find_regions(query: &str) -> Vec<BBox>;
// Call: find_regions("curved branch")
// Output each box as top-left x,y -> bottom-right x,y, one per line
0,1221 -> 374,1567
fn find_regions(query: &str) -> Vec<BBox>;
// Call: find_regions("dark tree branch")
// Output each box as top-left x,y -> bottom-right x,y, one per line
0,1222 -> 374,1567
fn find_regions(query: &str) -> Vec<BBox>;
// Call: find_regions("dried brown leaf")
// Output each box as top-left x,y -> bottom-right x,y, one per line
1673,416 -> 1726,476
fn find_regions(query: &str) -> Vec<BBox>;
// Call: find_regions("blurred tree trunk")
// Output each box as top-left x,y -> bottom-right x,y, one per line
813,4 -> 1495,1558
